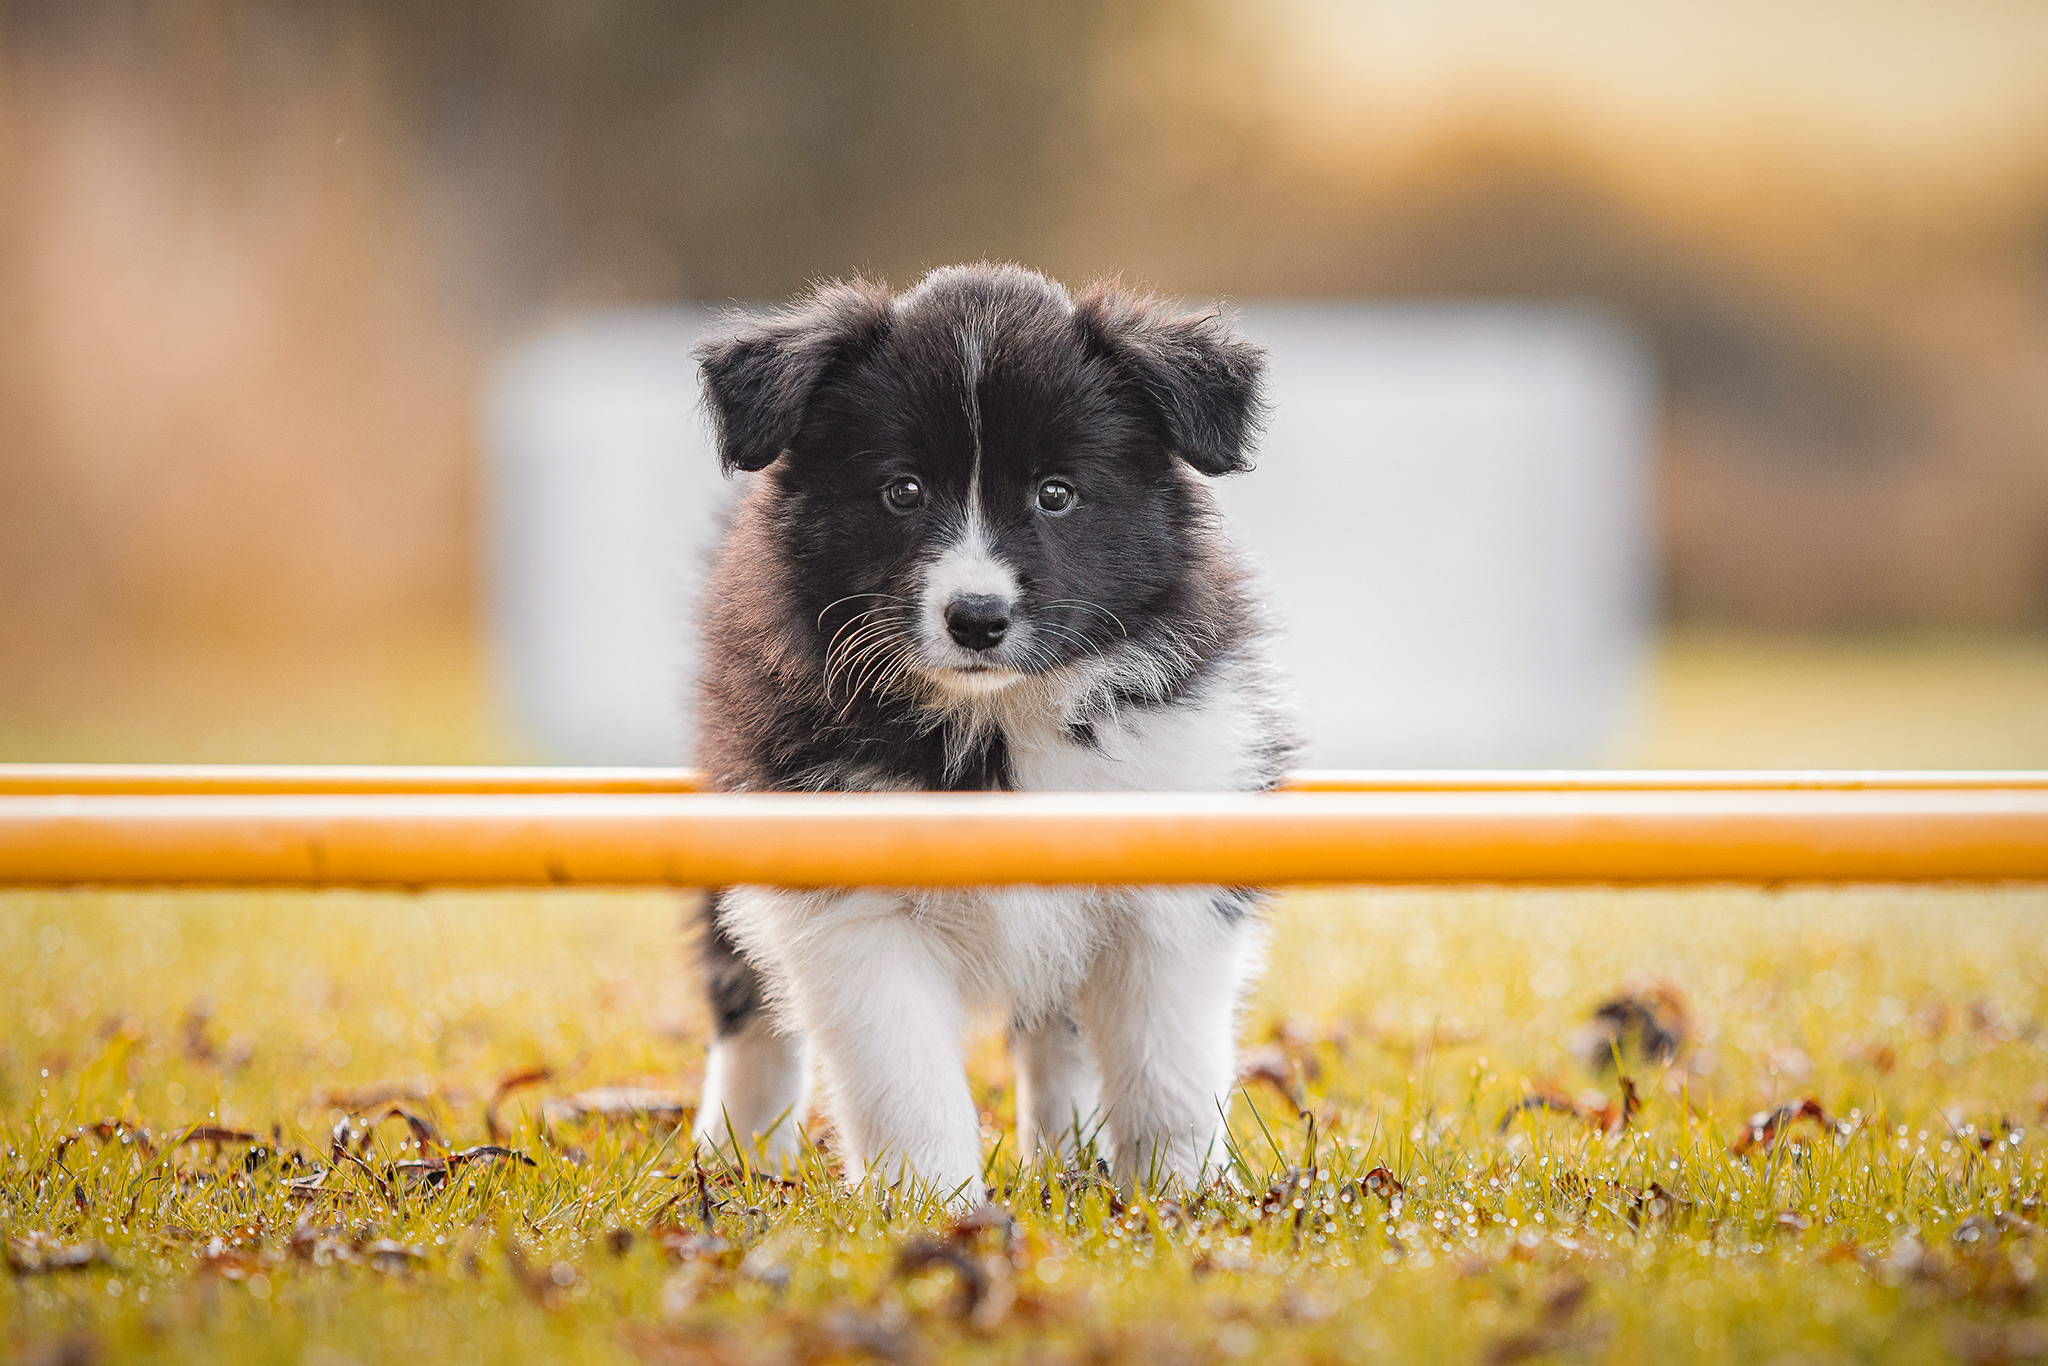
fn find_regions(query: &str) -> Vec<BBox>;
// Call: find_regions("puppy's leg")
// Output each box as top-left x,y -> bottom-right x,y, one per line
692,890 -> 810,1165
1076,890 -> 1263,1192
778,897 -> 985,1207
1010,1008 -> 1101,1166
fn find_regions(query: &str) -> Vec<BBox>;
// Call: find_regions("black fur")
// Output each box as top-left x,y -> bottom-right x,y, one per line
698,890 -> 765,1039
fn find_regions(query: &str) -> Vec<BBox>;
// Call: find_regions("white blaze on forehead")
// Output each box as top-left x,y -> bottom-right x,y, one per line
924,318 -> 1015,612
923,517 -> 1018,614
955,316 -> 989,522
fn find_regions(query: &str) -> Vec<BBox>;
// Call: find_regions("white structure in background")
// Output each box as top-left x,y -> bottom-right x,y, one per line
486,304 -> 1654,769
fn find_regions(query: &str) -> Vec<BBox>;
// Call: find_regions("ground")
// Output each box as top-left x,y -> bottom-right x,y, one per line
5,882 -> 2048,1365
4,632 -> 2048,1364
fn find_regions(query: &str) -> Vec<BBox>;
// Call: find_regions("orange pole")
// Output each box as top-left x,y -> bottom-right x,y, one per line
2,763 -> 2044,796
0,764 -> 706,795
2,788 -> 2045,888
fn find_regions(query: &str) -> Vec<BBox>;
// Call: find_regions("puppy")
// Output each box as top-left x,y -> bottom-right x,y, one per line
688,263 -> 1295,1205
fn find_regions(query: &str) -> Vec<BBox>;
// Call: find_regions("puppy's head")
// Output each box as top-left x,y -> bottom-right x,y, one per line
695,264 -> 1265,704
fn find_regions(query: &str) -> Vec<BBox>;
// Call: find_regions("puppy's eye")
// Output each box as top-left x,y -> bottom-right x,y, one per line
881,476 -> 925,513
1036,479 -> 1077,515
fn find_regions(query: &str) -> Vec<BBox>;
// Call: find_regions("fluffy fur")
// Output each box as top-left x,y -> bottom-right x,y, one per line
688,263 -> 1295,1205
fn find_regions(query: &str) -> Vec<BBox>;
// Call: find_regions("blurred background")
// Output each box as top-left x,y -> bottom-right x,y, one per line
2,0 -> 2045,768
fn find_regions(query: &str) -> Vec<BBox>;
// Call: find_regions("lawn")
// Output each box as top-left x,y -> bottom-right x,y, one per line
7,881 -> 2048,1364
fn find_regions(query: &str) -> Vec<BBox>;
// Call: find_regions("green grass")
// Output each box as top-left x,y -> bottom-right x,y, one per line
7,884 -> 2048,1364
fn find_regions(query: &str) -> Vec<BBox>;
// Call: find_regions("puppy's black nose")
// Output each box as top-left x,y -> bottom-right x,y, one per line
944,595 -> 1011,651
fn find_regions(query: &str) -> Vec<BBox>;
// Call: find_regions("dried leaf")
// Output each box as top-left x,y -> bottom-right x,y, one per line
173,1125 -> 261,1149
48,1119 -> 159,1168
898,1235 -> 994,1321
540,1086 -> 691,1128
485,1067 -> 554,1143
1497,1090 -> 1581,1135
196,1237 -> 266,1280
1732,1098 -> 1831,1155
449,1143 -> 537,1168
365,1239 -> 425,1273
505,1239 -> 579,1312
946,1203 -> 1017,1250
1573,984 -> 1689,1071
14,1332 -> 101,1366
314,1076 -> 437,1110
288,1211 -> 360,1266
181,1001 -> 217,1065
389,1144 -> 536,1190
329,1106 -> 439,1164
1947,1316 -> 2048,1365
1619,1181 -> 1692,1227
5,1238 -> 111,1275
1499,1077 -> 1640,1136
1361,1167 -> 1405,1201
1237,1045 -> 1304,1112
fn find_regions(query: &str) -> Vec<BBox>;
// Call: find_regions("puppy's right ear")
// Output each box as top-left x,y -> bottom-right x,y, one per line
693,279 -> 894,473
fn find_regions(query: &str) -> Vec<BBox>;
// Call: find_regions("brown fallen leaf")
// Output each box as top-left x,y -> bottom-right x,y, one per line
1237,1045 -> 1304,1113
1953,1212 -> 2044,1248
485,1067 -> 555,1143
329,1107 -> 439,1164
182,1000 -> 217,1065
1499,1077 -> 1641,1136
1265,1016 -> 1333,1081
1486,1276 -> 1602,1365
288,1211 -> 361,1267
196,1238 -> 268,1280
946,1202 -> 1017,1252
1619,1180 -> 1692,1227
1573,984 -> 1689,1071
5,1238 -> 112,1275
898,1235 -> 997,1324
1947,1316 -> 2048,1366
314,1076 -> 437,1110
505,1238 -> 580,1312
1498,1090 -> 1580,1135
1361,1167 -> 1405,1202
48,1120 -> 159,1170
1732,1098 -> 1831,1155
365,1239 -> 425,1273
174,1125 -> 261,1149
391,1144 -> 537,1190
541,1086 -> 691,1128
654,1228 -> 730,1263
14,1332 -> 101,1366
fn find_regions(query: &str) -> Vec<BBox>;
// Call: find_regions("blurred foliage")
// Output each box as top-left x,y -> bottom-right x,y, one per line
0,0 -> 2045,681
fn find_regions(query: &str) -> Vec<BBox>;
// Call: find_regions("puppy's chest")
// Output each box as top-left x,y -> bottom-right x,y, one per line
997,685 -> 1252,793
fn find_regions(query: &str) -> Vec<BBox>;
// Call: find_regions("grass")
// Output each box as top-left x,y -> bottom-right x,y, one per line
5,631 -> 2047,1361
7,882 -> 2048,1364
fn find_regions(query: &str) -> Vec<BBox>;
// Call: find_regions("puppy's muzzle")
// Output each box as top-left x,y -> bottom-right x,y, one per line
943,594 -> 1011,652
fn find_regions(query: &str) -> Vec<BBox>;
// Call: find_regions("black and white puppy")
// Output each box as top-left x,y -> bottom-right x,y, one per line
688,263 -> 1295,1204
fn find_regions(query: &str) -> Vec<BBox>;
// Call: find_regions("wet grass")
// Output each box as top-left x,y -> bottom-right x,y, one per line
6,883 -> 2048,1364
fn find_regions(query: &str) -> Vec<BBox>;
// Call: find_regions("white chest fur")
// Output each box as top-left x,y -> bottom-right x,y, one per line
997,648 -> 1275,794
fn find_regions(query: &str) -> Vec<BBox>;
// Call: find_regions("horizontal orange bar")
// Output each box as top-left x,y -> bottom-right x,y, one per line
2,789 -> 2045,887
3,764 -> 2044,796
0,764 -> 707,795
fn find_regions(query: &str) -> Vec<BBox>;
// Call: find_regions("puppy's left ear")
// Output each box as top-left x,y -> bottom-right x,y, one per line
694,278 -> 894,473
1075,284 -> 1267,475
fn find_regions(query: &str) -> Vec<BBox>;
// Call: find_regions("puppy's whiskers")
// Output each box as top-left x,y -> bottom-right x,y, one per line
822,603 -> 914,704
1044,598 -> 1129,638
816,592 -> 908,630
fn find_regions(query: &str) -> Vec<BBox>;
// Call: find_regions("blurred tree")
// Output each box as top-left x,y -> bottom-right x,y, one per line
0,0 -> 2044,666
